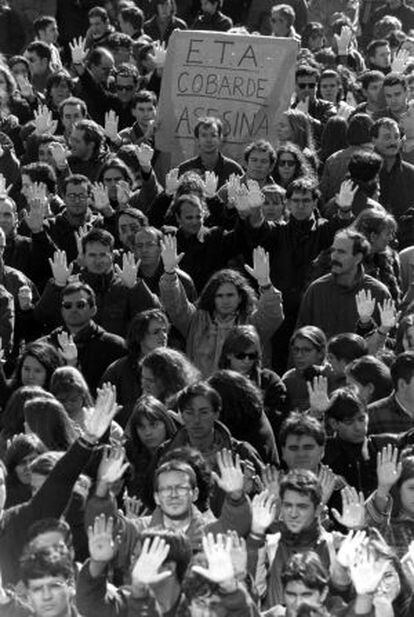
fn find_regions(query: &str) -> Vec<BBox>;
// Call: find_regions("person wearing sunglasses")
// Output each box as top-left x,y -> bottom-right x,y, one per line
272,143 -> 316,190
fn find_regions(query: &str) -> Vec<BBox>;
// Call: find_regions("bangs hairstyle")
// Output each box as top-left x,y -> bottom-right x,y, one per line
126,309 -> 169,358
218,325 -> 262,368
280,469 -> 322,508
128,394 -> 172,429
197,268 -> 256,318
325,387 -> 367,421
176,381 -> 222,416
50,366 -> 93,408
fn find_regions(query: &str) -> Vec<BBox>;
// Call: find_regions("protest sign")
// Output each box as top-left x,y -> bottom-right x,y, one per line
156,30 -> 298,165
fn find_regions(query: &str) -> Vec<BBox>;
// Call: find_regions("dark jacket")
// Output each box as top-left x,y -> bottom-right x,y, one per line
42,322 -> 127,394
377,153 -> 414,220
178,152 -> 243,189
191,10 -> 233,31
4,230 -> 57,292
143,15 -> 187,43
102,355 -> 141,428
368,392 -> 414,435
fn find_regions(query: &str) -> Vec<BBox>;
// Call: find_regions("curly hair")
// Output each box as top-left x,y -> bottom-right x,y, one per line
197,269 -> 256,318
282,108 -> 316,152
126,309 -> 169,361
140,348 -> 201,404
273,142 -> 316,187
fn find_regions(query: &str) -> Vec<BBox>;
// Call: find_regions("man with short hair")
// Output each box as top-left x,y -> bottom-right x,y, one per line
367,39 -> 392,74
327,333 -> 368,389
352,70 -> 385,118
177,116 -> 243,188
118,89 -> 157,147
293,65 -> 337,142
280,413 -> 326,474
296,229 -> 391,338
58,97 -> 87,144
86,6 -> 115,49
192,0 -> 233,31
368,351 -> 414,433
380,72 -> 408,122
33,15 -> 62,71
24,41 -> 53,95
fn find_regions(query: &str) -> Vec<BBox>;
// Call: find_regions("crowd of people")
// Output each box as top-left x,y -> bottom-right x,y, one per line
4,0 -> 414,616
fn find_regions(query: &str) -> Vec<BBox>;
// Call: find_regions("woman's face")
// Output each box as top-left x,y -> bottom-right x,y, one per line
140,319 -> 168,355
370,226 -> 394,253
376,560 -> 401,602
50,81 -> 71,107
102,167 -> 125,200
400,478 -> 414,515
276,115 -> 293,142
345,375 -> 373,405
319,77 -> 339,103
54,391 -> 84,420
227,345 -> 258,376
214,283 -> 241,318
21,356 -> 47,387
141,366 -> 162,399
262,195 -> 285,221
277,152 -> 297,183
291,336 -> 322,372
136,416 -> 167,451
15,453 -> 37,485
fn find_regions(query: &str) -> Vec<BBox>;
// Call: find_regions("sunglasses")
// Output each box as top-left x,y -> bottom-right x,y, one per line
279,159 -> 295,167
116,84 -> 134,92
62,300 -> 89,310
234,352 -> 258,361
298,82 -> 316,89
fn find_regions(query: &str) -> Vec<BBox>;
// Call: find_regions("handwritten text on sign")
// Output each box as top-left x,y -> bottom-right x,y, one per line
156,31 -> 297,164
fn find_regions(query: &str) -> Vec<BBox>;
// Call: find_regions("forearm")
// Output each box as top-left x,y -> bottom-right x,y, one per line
77,561 -> 128,617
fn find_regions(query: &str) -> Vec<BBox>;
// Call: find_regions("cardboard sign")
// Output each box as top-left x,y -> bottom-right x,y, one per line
156,30 -> 298,165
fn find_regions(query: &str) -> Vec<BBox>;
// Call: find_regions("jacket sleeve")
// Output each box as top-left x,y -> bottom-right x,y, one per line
250,287 -> 284,344
364,490 -> 391,531
76,561 -> 128,617
159,272 -> 196,337
128,278 -> 161,316
33,279 -> 63,328
133,168 -> 163,215
218,584 -> 261,617
209,494 -> 252,538
0,285 -> 14,359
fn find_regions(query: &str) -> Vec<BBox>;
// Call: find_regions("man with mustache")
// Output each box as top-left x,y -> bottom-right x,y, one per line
296,228 -> 391,339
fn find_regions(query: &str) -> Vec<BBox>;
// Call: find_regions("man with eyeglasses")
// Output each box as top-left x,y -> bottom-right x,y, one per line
39,281 -> 126,393
293,65 -> 337,144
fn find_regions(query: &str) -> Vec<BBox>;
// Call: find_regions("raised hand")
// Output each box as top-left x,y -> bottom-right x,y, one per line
92,182 -> 111,212
377,445 -> 402,493
211,449 -> 244,499
104,110 -> 120,143
244,246 -> 271,287
227,174 -> 242,207
318,464 -> 337,506
75,224 -> 88,267
57,331 -> 78,365
114,251 -> 139,288
391,48 -> 411,74
18,285 -> 33,311
332,486 -> 365,529
204,171 -> 218,198
349,547 -> 388,596
136,144 -> 154,171
132,536 -> 171,586
356,289 -> 376,324
50,143 -> 69,170
261,465 -> 280,499
227,531 -> 247,580
88,515 -> 118,563
334,25 -> 353,55
148,41 -> 167,69
0,174 -> 11,198
336,180 -> 357,210
70,36 -> 88,65
116,181 -> 132,208
246,180 -> 265,209
34,105 -> 57,136
251,490 -> 277,535
307,375 -> 330,417
49,250 -> 72,287
160,234 -> 184,273
16,74 -> 34,99
25,198 -> 47,235
97,445 -> 129,485
123,490 -> 149,520
165,168 -> 180,196
192,533 -> 235,586
378,298 -> 399,332
83,383 -> 120,442
296,96 -> 310,114
336,529 -> 367,569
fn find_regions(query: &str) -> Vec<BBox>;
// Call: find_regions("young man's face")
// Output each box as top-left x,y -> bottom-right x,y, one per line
118,214 -> 143,251
40,22 -> 59,45
384,84 -> 407,114
371,44 -> 391,69
284,580 -> 326,617
61,104 -> 84,135
295,74 -> 317,101
154,470 -> 198,519
89,16 -> 107,38
27,576 -> 72,617
69,128 -> 91,160
0,198 -> 17,236
61,290 -> 95,330
280,490 -> 319,534
331,411 -> 368,444
364,79 -> 384,105
176,201 -> 204,236
181,395 -> 219,443
115,74 -> 136,104
83,241 -> 113,274
282,435 -> 324,472
288,190 -> 316,221
246,149 -> 273,181
196,125 -> 222,155
133,101 -> 156,129
24,51 -> 48,77
64,181 -> 89,216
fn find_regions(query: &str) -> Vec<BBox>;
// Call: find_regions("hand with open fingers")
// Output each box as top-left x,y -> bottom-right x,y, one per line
25,202 -> 46,235
97,445 -> 129,485
349,547 -> 388,596
116,180 -> 132,208
336,529 -> 368,570
104,110 -> 120,143
244,246 -> 271,287
136,143 -> 154,170
227,531 -> 247,580
75,224 -> 88,267
114,251 -> 139,288
0,174 -> 11,198
336,179 -> 357,210
49,250 -> 73,287
34,105 -> 57,136
92,182 -> 110,212
296,96 -> 310,114
16,74 -> 34,98
192,533 -> 235,585
148,41 -> 167,69
70,36 -> 88,65
84,383 -> 120,441
18,285 -> 33,311
318,464 -> 337,506
332,486 -> 365,529
132,536 -> 171,586
227,174 -> 242,206
211,449 -> 244,498
57,331 -> 78,364
160,234 -> 184,273
355,289 -> 376,324
165,168 -> 180,196
246,180 -> 265,209
261,464 -> 280,499
26,180 -> 48,208
123,490 -> 149,520
391,48 -> 411,74
307,375 -> 330,416
88,514 -> 119,563
234,183 -> 252,215
49,143 -> 69,169
334,25 -> 353,54
377,445 -> 402,492
204,171 -> 218,198
251,490 -> 277,535
378,298 -> 399,332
